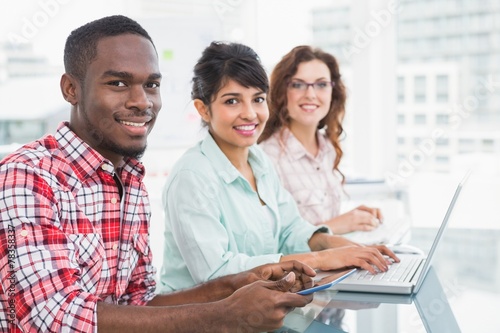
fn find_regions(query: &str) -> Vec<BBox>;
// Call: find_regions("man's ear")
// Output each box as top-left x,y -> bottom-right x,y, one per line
193,99 -> 210,122
60,73 -> 79,106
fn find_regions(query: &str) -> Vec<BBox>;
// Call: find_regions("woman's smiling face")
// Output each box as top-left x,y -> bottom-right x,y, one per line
200,79 -> 269,155
286,59 -> 333,131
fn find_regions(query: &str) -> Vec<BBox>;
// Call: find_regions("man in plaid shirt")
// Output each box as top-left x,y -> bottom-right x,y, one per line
0,15 -> 314,333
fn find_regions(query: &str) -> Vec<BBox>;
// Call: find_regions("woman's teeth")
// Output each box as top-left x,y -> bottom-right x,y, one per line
235,125 -> 255,131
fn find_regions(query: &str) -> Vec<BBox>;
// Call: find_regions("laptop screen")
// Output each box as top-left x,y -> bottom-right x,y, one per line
413,170 -> 471,293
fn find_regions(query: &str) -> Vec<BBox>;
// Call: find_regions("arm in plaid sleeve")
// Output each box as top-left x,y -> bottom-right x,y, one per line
119,233 -> 157,306
0,162 -> 99,333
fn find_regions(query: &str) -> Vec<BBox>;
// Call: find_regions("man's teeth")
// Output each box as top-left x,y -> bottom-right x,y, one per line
120,120 -> 146,127
235,125 -> 255,131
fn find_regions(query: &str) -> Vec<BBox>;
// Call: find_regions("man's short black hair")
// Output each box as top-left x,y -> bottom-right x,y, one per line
64,15 -> 155,83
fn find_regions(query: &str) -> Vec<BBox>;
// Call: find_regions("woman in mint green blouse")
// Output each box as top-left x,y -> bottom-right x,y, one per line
158,42 -> 398,292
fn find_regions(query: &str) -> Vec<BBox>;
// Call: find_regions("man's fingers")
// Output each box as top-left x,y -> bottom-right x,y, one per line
273,272 -> 296,291
257,260 -> 316,283
279,260 -> 316,277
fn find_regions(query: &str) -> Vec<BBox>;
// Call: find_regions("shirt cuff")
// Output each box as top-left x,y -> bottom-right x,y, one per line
312,225 -> 333,236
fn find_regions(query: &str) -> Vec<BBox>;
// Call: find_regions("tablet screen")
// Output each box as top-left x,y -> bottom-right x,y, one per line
297,268 -> 357,295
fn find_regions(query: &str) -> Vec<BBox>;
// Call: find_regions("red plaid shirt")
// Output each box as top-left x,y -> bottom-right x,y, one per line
0,122 -> 156,332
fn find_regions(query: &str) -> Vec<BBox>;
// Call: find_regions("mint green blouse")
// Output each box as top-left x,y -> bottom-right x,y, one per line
158,134 -> 322,292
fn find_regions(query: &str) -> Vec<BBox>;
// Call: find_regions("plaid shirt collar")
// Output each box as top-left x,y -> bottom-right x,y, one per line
279,127 -> 331,161
55,122 -> 145,181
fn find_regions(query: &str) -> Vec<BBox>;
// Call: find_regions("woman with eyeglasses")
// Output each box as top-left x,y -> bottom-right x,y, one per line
158,41 -> 398,292
259,45 -> 383,236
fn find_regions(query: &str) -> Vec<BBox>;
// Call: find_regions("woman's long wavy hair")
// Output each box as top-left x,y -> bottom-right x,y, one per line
258,45 -> 347,182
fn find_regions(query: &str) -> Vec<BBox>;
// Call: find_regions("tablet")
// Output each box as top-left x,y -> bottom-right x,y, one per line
296,268 -> 357,295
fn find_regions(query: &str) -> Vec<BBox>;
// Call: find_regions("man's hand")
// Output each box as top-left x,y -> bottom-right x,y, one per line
232,260 -> 315,292
102,272 -> 313,333
223,272 -> 313,332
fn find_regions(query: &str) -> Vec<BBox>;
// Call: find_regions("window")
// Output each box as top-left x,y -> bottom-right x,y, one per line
482,139 -> 495,152
436,138 -> 449,146
446,15 -> 462,31
414,76 -> 426,103
436,155 -> 449,163
397,76 -> 405,103
0,120 -> 45,145
469,13 -> 492,31
471,54 -> 490,70
414,114 -> 427,125
436,113 -> 449,124
397,114 -> 406,125
436,75 -> 449,103
474,34 -> 490,50
428,37 -> 440,51
448,35 -> 463,52
458,138 -> 475,153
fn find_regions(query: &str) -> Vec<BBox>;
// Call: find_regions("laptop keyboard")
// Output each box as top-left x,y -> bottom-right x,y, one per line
353,258 -> 420,282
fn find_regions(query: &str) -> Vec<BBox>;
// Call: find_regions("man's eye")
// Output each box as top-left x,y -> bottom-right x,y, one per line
146,82 -> 160,88
109,81 -> 126,87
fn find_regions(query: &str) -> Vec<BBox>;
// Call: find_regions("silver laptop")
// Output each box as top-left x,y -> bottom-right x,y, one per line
326,171 -> 470,295
275,267 -> 460,333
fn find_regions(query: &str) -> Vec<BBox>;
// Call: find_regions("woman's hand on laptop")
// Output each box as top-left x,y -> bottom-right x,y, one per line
312,246 -> 397,274
326,205 -> 383,234
367,244 -> 400,264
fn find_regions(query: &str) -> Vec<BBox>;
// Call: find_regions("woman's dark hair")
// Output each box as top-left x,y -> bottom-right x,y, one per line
64,15 -> 155,83
258,45 -> 347,182
191,41 -> 269,112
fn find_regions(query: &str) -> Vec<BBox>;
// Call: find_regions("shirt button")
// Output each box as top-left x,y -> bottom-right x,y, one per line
101,164 -> 114,173
113,244 -> 118,251
111,197 -> 118,204
316,167 -> 320,170
20,230 -> 28,237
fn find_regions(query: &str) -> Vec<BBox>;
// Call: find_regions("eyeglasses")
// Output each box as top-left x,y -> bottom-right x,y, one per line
288,80 -> 335,92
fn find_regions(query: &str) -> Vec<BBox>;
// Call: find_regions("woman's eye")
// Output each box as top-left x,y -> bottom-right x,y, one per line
255,97 -> 265,103
225,98 -> 238,105
291,82 -> 304,89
